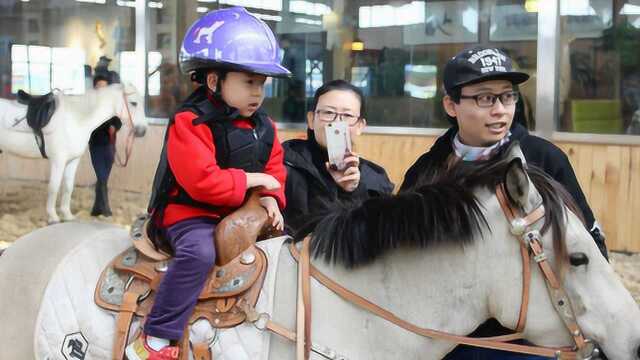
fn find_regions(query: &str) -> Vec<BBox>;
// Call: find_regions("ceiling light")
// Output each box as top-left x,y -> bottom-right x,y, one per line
524,0 -> 538,13
351,39 -> 364,51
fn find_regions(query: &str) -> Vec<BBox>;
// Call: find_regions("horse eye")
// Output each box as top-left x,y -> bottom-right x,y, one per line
130,101 -> 138,107
569,252 -> 590,267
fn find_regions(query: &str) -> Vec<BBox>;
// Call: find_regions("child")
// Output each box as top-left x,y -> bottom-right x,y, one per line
126,7 -> 290,360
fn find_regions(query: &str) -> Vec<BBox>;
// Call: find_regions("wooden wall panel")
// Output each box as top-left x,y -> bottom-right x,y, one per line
2,126 -> 639,252
630,148 -> 640,252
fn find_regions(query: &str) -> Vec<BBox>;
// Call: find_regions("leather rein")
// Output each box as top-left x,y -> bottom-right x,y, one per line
242,185 -> 602,360
114,91 -> 136,167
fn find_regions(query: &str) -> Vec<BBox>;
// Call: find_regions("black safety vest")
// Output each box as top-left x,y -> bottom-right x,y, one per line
147,86 -> 274,219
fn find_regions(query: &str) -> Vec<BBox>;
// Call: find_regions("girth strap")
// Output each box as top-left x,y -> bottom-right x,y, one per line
296,238 -> 311,360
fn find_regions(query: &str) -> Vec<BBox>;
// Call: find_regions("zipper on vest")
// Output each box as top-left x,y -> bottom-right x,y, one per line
252,129 -> 258,139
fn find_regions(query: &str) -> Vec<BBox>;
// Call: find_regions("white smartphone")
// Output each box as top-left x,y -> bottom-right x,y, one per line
325,121 -> 352,171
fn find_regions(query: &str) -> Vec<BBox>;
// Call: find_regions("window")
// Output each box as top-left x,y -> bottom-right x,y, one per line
11,45 -> 86,95
0,1 -> 135,98
142,0 -> 538,129
558,0 -> 640,135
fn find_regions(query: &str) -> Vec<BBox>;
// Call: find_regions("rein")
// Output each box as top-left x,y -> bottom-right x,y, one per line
243,186 -> 603,360
114,91 -> 136,167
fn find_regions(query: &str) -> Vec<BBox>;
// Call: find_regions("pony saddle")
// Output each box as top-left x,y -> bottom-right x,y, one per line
16,90 -> 56,130
94,190 -> 273,360
16,90 -> 56,158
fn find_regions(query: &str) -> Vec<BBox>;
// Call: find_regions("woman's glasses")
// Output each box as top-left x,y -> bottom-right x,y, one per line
315,109 -> 361,126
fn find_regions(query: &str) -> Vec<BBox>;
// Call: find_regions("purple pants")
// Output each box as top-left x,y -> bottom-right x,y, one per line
144,217 -> 217,340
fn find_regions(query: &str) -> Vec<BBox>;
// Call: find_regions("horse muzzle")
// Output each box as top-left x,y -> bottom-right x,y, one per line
134,125 -> 146,138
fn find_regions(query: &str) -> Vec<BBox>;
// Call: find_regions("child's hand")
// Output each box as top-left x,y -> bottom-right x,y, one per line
259,196 -> 284,231
246,173 -> 281,190
326,153 -> 360,192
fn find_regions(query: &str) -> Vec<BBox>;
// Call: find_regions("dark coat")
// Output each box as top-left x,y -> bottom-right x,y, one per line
89,117 -> 122,146
400,123 -> 608,258
283,131 -> 394,233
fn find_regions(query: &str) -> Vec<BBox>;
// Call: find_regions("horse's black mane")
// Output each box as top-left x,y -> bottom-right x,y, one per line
295,153 -> 580,268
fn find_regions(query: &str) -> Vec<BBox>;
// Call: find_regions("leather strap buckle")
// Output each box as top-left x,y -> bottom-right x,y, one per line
124,275 -> 151,303
575,339 -> 601,360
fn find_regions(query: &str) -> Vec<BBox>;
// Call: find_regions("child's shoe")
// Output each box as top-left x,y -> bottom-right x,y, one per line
125,334 -> 179,360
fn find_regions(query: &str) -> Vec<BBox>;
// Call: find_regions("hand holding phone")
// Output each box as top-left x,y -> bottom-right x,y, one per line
325,121 -> 352,171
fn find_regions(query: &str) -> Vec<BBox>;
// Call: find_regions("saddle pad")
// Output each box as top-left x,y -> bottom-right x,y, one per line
32,232 -> 288,360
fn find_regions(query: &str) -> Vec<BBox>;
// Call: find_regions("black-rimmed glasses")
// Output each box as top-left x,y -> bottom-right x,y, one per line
315,109 -> 361,126
459,91 -> 520,108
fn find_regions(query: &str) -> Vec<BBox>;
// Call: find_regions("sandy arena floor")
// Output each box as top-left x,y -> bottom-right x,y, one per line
1,178 -> 639,303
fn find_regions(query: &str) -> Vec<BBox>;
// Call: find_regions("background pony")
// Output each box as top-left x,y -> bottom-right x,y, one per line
0,83 -> 147,223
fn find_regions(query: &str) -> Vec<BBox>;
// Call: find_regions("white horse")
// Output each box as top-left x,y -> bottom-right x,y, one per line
0,147 -> 639,359
0,83 -> 147,223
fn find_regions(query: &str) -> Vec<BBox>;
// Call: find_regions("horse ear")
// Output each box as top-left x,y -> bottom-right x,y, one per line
504,141 -> 528,168
504,158 -> 538,212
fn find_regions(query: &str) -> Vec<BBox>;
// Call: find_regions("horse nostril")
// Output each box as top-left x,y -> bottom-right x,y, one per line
135,126 -> 147,137
636,344 -> 640,359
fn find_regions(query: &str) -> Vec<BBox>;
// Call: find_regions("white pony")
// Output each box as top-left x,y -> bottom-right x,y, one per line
0,83 -> 147,223
0,148 -> 639,359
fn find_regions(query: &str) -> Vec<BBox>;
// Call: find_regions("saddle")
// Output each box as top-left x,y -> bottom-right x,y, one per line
16,90 -> 56,158
95,190 -> 274,360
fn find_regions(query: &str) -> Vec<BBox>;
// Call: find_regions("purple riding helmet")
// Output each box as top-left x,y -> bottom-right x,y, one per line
180,7 -> 291,78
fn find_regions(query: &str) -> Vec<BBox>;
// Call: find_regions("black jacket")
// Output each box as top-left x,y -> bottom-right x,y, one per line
89,117 -> 122,147
283,131 -> 395,233
400,123 -> 608,258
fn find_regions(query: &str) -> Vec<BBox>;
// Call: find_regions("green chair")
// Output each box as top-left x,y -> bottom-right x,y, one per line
571,99 -> 622,134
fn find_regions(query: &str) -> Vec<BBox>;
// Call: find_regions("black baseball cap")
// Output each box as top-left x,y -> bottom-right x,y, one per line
443,46 -> 529,95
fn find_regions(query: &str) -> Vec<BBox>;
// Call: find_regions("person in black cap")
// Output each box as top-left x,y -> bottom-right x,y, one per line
95,55 -> 121,84
89,74 -> 122,217
399,46 -> 607,359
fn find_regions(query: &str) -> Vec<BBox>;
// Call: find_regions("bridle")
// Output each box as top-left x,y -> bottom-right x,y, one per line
241,185 -> 602,360
114,91 -> 136,167
495,184 -> 600,359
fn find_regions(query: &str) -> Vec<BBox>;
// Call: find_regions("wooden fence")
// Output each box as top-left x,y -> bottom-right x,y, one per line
1,126 -> 638,252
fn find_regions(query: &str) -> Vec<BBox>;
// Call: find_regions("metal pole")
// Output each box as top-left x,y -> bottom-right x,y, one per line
535,0 -> 560,138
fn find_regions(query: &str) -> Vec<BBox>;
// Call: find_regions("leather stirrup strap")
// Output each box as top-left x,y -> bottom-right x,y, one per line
112,280 -> 148,360
191,341 -> 212,360
288,242 -> 578,358
178,326 -> 190,360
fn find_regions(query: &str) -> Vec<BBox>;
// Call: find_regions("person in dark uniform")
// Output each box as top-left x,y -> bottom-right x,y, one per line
283,80 -> 394,233
89,74 -> 122,217
399,45 -> 608,360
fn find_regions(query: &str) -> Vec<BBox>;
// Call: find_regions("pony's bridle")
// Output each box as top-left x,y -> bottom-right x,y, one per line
114,91 -> 136,167
495,184 -> 601,359
241,185 -> 602,360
